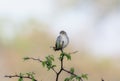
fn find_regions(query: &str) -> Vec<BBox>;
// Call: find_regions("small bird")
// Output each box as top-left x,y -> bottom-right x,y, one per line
53,30 -> 69,52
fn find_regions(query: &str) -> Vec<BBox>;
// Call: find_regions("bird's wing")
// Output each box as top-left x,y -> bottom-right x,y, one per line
55,35 -> 63,49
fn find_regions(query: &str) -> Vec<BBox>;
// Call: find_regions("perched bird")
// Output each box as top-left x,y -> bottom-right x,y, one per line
53,30 -> 69,51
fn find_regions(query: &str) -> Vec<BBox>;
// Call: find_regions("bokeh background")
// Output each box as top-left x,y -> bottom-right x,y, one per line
0,0 -> 120,81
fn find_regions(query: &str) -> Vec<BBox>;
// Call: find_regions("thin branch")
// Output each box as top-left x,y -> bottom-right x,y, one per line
69,51 -> 78,55
5,74 -> 37,81
63,68 -> 83,81
28,57 -> 43,62
26,57 -> 57,74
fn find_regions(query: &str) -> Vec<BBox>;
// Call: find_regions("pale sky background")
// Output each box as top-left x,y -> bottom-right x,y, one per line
0,0 -> 120,58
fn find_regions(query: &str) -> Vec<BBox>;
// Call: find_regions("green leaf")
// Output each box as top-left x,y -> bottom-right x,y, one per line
18,77 -> 23,81
31,74 -> 35,81
47,66 -> 51,70
45,61 -> 52,70
23,57 -> 30,61
49,55 -> 54,61
81,74 -> 88,80
76,76 -> 81,81
19,73 -> 23,76
46,60 -> 51,66
59,53 -> 64,60
42,61 -> 46,67
46,57 -> 52,64
70,68 -> 74,74
64,78 -> 70,81
64,53 -> 71,60
44,55 -> 56,70
70,75 -> 75,80
26,72 -> 30,77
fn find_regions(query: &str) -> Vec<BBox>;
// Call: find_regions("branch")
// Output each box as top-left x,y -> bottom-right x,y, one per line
56,51 -> 64,81
28,57 -> 43,62
55,50 -> 85,81
25,57 -> 57,74
69,51 -> 78,55
5,74 -> 37,81
63,68 -> 83,81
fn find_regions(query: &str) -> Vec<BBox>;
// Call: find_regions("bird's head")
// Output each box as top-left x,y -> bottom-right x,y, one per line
60,30 -> 66,35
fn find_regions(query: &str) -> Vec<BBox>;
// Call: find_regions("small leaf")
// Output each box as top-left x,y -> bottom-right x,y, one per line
42,61 -> 46,67
76,76 -> 81,81
81,74 -> 88,80
64,78 -> 70,81
49,55 -> 54,61
59,53 -> 64,60
19,73 -> 23,76
46,60 -> 51,66
23,57 -> 30,61
26,73 -> 30,77
70,67 -> 74,74
31,74 -> 35,81
46,57 -> 52,64
18,77 -> 23,81
69,75 -> 75,80
47,66 -> 51,70
64,53 -> 71,60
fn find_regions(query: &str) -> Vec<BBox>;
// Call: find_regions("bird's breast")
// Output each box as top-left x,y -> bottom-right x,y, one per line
61,35 -> 69,48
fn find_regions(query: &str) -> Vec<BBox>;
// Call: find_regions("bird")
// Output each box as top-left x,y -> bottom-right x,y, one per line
53,30 -> 69,52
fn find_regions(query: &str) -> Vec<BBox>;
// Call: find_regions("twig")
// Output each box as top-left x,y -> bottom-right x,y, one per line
26,57 -> 57,74
69,51 -> 78,55
28,57 -> 43,62
63,68 -> 83,81
5,74 -> 37,81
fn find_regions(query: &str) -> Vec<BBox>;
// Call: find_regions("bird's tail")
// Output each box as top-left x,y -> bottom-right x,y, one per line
50,46 -> 62,51
50,46 -> 57,51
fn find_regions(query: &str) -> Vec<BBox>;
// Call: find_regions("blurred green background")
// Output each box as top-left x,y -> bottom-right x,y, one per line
0,0 -> 120,81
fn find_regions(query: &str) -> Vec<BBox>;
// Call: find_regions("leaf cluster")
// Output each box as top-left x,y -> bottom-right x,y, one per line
64,68 -> 88,81
42,55 -> 56,70
59,52 -> 71,60
18,72 -> 36,81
